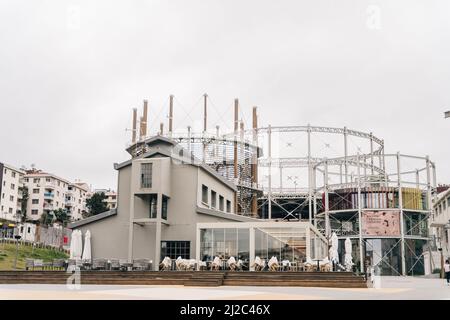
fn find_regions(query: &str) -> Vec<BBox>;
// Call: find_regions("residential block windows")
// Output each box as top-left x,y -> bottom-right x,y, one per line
32,199 -> 39,204
226,200 -> 231,213
211,190 -> 217,209
201,185 -> 208,204
141,163 -> 153,188
10,183 -> 15,190
33,189 -> 39,194
160,241 -> 190,260
31,209 -> 38,215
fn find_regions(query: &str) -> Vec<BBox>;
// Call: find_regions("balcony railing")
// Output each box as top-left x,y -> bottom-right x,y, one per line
44,192 -> 54,198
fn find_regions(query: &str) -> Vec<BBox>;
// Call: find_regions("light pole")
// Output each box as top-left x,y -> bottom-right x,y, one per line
445,111 -> 450,118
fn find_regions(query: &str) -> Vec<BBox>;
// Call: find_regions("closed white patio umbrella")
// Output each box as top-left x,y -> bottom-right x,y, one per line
74,230 -> 83,260
344,237 -> 354,271
69,230 -> 77,259
82,230 -> 92,262
329,232 -> 339,267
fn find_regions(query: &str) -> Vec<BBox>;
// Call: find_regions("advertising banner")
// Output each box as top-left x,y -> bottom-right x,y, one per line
361,211 -> 401,236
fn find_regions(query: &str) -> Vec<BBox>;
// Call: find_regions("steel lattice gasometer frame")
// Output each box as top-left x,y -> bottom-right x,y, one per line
313,153 -> 436,276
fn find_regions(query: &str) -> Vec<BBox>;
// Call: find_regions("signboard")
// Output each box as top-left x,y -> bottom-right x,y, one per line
361,211 -> 401,236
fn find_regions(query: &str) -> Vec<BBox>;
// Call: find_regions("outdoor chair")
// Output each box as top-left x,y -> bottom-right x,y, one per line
25,258 -> 34,271
185,259 -> 196,271
34,259 -> 44,270
198,261 -> 207,271
133,259 -> 152,271
227,256 -> 237,271
51,259 -> 65,270
119,259 -> 133,271
109,259 -> 121,270
268,256 -> 280,272
82,259 -> 92,270
251,256 -> 265,271
159,257 -> 172,271
92,258 -> 107,270
210,256 -> 221,271
319,258 -> 332,272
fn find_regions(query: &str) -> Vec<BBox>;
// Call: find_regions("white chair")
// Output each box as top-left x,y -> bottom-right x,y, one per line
319,257 -> 332,272
198,261 -> 207,271
211,256 -> 221,271
159,256 -> 172,271
268,256 -> 280,272
227,256 -> 237,271
281,260 -> 290,271
251,256 -> 265,271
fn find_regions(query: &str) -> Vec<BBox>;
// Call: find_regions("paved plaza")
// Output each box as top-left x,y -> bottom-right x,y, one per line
1,276 -> 449,300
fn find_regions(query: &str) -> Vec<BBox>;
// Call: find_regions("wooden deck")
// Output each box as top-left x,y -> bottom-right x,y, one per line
0,271 -> 367,288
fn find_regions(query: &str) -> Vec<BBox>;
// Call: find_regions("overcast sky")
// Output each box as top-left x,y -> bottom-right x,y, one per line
0,0 -> 449,190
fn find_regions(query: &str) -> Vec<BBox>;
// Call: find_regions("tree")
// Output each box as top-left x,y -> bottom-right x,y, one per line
40,212 -> 54,226
53,208 -> 71,226
19,186 -> 29,223
84,192 -> 108,218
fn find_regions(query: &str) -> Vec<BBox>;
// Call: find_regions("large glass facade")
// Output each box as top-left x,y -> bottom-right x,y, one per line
405,239 -> 426,276
200,228 -> 250,266
198,223 -> 326,268
364,238 -> 402,276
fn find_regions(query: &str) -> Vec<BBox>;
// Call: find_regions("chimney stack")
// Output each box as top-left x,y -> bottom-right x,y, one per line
169,95 -> 174,136
132,108 -> 137,143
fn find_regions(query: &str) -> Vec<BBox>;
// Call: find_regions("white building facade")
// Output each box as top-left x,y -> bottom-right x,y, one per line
66,183 -> 89,221
0,163 -> 25,222
430,188 -> 450,257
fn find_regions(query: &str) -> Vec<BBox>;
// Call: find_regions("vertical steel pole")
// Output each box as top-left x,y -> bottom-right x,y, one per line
308,124 -> 313,225
324,159 -> 330,238
356,153 -> 364,274
169,95 -> 174,137
344,127 -> 348,184
370,132 -> 374,175
268,125 -> 272,220
397,152 -> 406,276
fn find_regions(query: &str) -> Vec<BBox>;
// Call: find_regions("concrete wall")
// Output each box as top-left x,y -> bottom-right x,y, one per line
75,214 -> 129,259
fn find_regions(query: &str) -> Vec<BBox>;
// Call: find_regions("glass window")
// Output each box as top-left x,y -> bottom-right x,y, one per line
141,163 -> 153,188
202,185 -> 208,204
211,190 -> 217,209
160,241 -> 190,260
149,194 -> 157,219
162,196 -> 168,220
33,189 -> 39,194
226,200 -> 231,213
32,199 -> 39,204
219,196 -> 224,211
364,239 -> 401,276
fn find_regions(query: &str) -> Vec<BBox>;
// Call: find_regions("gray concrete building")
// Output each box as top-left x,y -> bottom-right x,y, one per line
69,136 -> 256,270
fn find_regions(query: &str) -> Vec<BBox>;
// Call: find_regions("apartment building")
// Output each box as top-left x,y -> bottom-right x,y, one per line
89,189 -> 117,210
24,171 -> 71,221
0,163 -> 25,222
430,188 -> 450,257
66,183 -> 90,221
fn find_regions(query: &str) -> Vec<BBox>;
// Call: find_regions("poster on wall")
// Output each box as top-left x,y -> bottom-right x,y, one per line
361,211 -> 401,236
